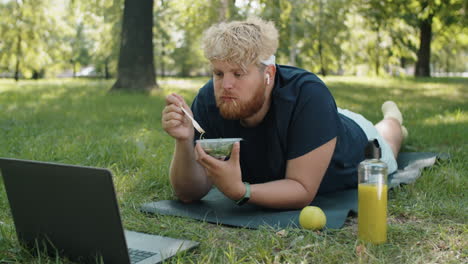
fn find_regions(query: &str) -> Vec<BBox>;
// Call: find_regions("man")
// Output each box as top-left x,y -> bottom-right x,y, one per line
161,17 -> 406,209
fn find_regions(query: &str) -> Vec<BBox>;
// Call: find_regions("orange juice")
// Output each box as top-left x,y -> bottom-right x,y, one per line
358,183 -> 388,244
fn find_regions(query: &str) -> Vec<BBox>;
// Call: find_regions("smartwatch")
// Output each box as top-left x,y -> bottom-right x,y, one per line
236,182 -> 251,206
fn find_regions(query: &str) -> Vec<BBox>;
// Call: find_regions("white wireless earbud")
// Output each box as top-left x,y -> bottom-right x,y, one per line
266,74 -> 270,85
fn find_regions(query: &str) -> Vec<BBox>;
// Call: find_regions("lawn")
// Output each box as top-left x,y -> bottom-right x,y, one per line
0,76 -> 466,263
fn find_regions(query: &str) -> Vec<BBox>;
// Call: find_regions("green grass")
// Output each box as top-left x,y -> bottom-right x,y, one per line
0,76 -> 467,263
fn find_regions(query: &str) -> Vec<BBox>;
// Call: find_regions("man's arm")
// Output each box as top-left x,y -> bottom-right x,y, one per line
194,136 -> 336,209
170,138 -> 212,202
247,137 -> 336,209
162,93 -> 212,202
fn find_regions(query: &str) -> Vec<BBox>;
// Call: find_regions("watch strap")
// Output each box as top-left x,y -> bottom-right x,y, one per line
236,182 -> 250,206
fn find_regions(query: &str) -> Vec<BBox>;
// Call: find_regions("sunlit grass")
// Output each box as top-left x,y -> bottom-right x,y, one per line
157,77 -> 209,90
0,76 -> 467,263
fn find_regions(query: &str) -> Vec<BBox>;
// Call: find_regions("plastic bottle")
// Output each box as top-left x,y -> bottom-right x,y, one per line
358,139 -> 388,244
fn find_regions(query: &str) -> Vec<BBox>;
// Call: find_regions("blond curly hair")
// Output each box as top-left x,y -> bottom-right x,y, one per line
202,17 -> 279,71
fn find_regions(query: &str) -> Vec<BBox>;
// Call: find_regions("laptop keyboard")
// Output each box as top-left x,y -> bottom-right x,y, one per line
128,248 -> 158,264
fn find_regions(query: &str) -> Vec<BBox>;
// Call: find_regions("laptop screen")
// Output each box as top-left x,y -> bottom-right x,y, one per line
0,158 -> 131,264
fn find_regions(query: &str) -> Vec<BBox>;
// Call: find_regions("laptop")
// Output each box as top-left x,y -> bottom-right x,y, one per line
0,157 -> 198,264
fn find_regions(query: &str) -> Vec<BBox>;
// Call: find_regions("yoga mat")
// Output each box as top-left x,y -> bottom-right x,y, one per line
141,152 -> 446,230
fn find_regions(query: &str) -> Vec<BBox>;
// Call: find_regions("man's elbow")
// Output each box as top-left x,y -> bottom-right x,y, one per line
296,190 -> 318,209
173,191 -> 198,203
294,200 -> 313,209
176,193 -> 201,204
178,197 -> 197,204
170,181 -> 204,203
173,188 -> 207,203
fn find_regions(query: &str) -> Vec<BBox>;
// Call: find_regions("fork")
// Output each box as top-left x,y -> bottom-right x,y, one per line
179,106 -> 206,134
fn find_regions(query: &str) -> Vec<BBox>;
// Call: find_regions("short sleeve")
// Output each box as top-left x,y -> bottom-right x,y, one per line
286,82 -> 340,159
191,94 -> 206,141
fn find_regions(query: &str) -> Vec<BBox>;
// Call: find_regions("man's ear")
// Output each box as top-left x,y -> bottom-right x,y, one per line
265,65 -> 276,84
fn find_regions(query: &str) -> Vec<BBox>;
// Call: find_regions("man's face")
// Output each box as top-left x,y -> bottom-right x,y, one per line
212,60 -> 266,120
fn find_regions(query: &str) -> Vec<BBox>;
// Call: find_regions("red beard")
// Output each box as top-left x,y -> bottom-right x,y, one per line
216,84 -> 266,120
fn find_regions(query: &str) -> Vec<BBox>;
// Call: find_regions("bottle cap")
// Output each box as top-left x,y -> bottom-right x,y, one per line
364,139 -> 381,159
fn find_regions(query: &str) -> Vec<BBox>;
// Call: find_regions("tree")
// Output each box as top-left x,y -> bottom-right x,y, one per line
0,0 -> 56,80
396,0 -> 466,77
153,0 -> 172,77
0,0 -> 466,79
358,0 -> 394,76
298,0 -> 350,75
112,0 -> 157,92
431,23 -> 468,74
413,0 -> 436,77
83,0 -> 123,79
13,0 -> 22,81
69,22 -> 91,77
170,0 -> 233,76
260,0 -> 304,67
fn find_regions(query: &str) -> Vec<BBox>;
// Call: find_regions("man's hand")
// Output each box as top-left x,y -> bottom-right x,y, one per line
194,142 -> 245,201
162,93 -> 194,141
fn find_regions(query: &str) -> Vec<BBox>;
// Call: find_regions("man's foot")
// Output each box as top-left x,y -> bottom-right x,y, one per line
382,101 -> 403,125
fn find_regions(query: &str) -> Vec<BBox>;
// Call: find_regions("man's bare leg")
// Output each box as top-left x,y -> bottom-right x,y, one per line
375,101 -> 407,158
375,118 -> 403,158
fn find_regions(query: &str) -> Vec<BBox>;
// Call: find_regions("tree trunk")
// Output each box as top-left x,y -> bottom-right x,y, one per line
72,61 -> 76,78
104,59 -> 110,79
415,17 -> 432,77
14,0 -> 21,81
445,50 -> 450,74
289,9 -> 296,66
228,0 -> 237,19
32,70 -> 39,80
400,57 -> 406,68
375,27 -> 381,76
160,37 -> 166,77
112,0 -> 157,92
160,50 -> 166,78
218,0 -> 229,22
318,0 -> 326,76
14,35 -> 21,81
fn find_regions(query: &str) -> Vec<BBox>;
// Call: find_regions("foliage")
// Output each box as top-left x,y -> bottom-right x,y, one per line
0,0 -> 466,78
393,0 -> 467,76
0,0 -> 58,78
80,0 -> 123,78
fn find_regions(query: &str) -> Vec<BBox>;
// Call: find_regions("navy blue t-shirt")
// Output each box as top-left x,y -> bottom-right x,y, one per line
191,65 -> 368,194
